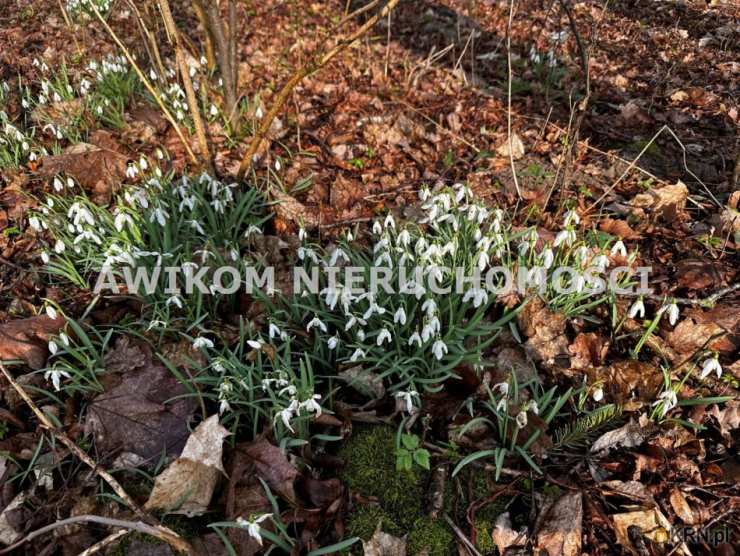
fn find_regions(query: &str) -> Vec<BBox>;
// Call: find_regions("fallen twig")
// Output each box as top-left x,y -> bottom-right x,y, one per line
236,0 -> 402,180
76,530 -> 129,556
505,0 -> 523,199
444,513 -> 483,556
0,515 -> 193,555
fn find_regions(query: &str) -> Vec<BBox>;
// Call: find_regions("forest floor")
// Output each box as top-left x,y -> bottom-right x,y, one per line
0,0 -> 738,554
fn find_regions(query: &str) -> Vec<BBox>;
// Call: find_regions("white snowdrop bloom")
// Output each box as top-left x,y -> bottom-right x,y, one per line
421,298 -> 436,316
394,306 -> 407,325
41,251 -> 50,264
150,207 -> 169,226
553,229 -> 576,247
564,210 -> 580,227
59,333 -> 70,346
255,105 -> 264,119
219,399 -> 231,415
493,382 -> 509,396
463,287 -> 488,308
477,250 -> 490,271
591,254 -> 609,273
628,298 -> 645,319
306,317 -> 327,333
301,394 -> 322,415
700,356 -> 722,379
527,400 -> 539,415
45,368 -> 70,391
376,328 -> 392,346
29,216 -> 41,231
273,158 -> 281,171
246,339 -> 264,350
576,245 -> 590,262
384,214 -> 395,230
408,331 -> 422,347
29,151 -> 37,161
432,339 -> 448,360
329,248 -> 350,266
298,227 -> 307,242
189,219 -> 205,235
236,514 -> 272,546
166,295 -> 183,308
192,337 -> 214,350
114,212 -> 134,232
139,157 -> 148,171
52,239 -> 65,254
48,340 -> 58,355
45,305 -> 58,320
653,389 -> 678,417
65,177 -> 75,189
397,229 -> 411,247
515,411 -> 528,428
573,273 -> 586,293
372,221 -> 383,235
53,177 -> 64,192
395,390 -> 419,413
125,164 -> 139,179
662,302 -> 679,326
155,148 -> 164,159
592,387 -> 604,402
327,335 -> 339,350
611,240 -> 627,257
349,348 -> 366,362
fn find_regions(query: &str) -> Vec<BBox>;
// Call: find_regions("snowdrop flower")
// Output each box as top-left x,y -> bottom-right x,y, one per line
219,399 -> 231,415
166,295 -> 183,308
45,368 -> 70,391
463,287 -> 488,308
149,68 -> 158,81
611,240 -> 627,257
376,328 -> 392,346
53,177 -> 64,191
301,394 -> 322,415
41,251 -> 50,264
477,250 -> 490,271
209,104 -> 218,117
306,317 -> 327,333
493,382 -> 509,396
591,254 -> 609,273
700,356 -> 722,379
628,298 -> 645,319
592,387 -> 604,402
660,302 -> 680,326
247,340 -> 264,350
327,335 -> 339,350
329,248 -> 349,266
394,306 -> 407,325
397,229 -> 411,247
384,214 -> 396,230
275,405 -> 296,433
274,158 -> 281,171
395,390 -> 419,413
193,337 -> 214,350
150,207 -> 169,226
298,227 -> 307,242
45,305 -> 58,320
653,389 -> 678,417
349,348 -> 366,362
236,514 -> 272,546
408,331 -> 422,347
431,339 -> 448,360
372,220 -> 383,235
53,239 -> 65,254
255,105 -> 264,119
421,298 -> 437,316
564,210 -> 580,227
125,164 -> 139,179
29,216 -> 41,231
553,229 -> 576,247
59,333 -> 70,347
515,411 -> 528,428
48,340 -> 58,355
526,400 -> 539,415
114,212 -> 134,232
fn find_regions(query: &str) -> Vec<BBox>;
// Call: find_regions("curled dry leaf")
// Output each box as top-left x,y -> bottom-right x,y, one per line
707,400 -> 739,443
611,508 -> 690,554
667,306 -> 739,356
492,512 -> 526,554
84,337 -> 197,461
144,415 -> 229,515
37,142 -> 129,204
599,217 -> 640,240
339,365 -> 385,399
600,360 -> 662,404
630,181 -> 688,223
496,133 -> 525,160
534,491 -> 582,556
239,437 -> 299,505
669,488 -> 697,525
272,190 -> 321,230
362,527 -> 407,556
517,298 -> 569,368
0,314 -> 65,370
591,419 -> 656,456
568,333 -> 609,371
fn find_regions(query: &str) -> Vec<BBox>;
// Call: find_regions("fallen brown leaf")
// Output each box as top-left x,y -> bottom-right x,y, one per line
0,314 -> 66,369
238,437 -> 299,504
534,491 -> 582,556
631,181 -> 688,223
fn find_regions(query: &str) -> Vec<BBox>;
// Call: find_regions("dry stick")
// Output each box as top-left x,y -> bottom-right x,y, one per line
204,1 -> 237,126
157,0 -> 212,167
127,0 -> 168,80
228,0 -> 238,102
0,515 -> 193,555
443,514 -> 483,556
76,530 -> 130,556
0,364 -> 149,521
236,0 -> 402,181
88,3 -> 198,165
587,124 -> 722,212
192,0 -> 216,70
505,0 -> 523,200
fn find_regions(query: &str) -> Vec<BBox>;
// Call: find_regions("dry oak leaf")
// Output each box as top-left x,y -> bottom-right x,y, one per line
496,133 -> 525,160
630,181 -> 688,222
568,333 -> 609,371
601,360 -> 662,404
362,527 -> 407,556
667,306 -> 739,356
612,508 -> 690,555
669,488 -> 697,525
84,337 -> 197,461
534,491 -> 582,556
37,142 -> 129,204
599,217 -> 640,240
706,400 -> 739,443
517,298 -> 569,367
591,419 -> 656,456
272,190 -> 321,230
238,437 -> 299,505
0,314 -> 65,369
145,415 -> 229,515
